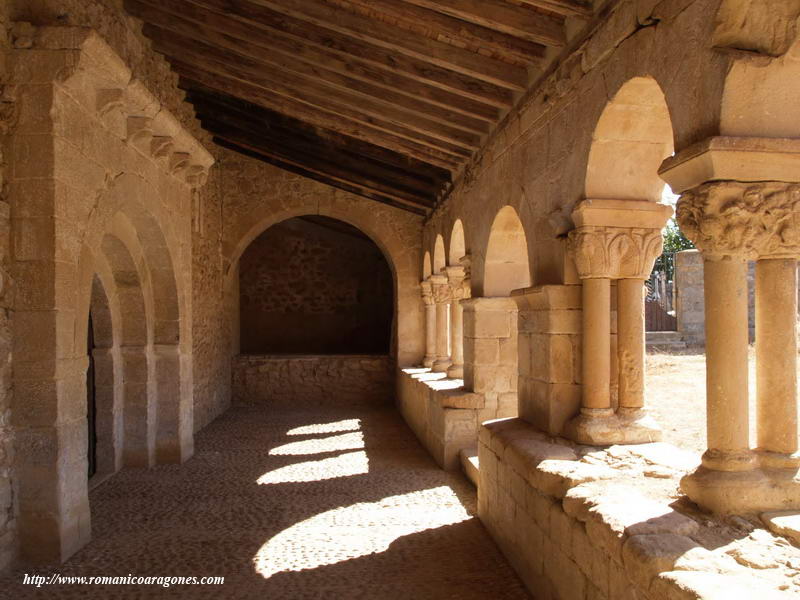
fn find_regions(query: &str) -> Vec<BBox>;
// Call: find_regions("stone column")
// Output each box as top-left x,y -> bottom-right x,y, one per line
660,136 -> 800,513
755,257 -> 800,468
617,278 -> 646,411
564,199 -> 671,445
420,279 -> 436,368
430,273 -> 452,373
446,265 -> 466,379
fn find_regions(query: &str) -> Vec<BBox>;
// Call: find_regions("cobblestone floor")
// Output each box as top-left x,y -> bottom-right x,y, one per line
3,405 -> 530,599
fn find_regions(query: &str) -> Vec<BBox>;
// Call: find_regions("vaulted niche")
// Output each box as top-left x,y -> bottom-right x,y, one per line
239,216 -> 393,354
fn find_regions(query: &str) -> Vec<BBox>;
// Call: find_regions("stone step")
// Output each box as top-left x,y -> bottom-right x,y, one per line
646,331 -> 688,350
460,446 -> 479,487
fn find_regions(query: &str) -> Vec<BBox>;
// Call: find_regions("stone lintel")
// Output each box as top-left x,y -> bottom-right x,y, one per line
572,198 -> 674,229
659,136 -> 800,193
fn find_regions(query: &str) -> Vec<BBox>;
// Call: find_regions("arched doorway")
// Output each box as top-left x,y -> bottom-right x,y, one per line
233,216 -> 396,407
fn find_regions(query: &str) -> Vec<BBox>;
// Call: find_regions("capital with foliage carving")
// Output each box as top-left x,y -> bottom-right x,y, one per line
430,274 -> 452,304
420,279 -> 434,306
568,226 -> 664,280
445,265 -> 467,300
677,181 -> 800,259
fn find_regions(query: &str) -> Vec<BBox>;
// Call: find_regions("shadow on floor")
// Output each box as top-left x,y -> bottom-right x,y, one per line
1,405 -> 530,599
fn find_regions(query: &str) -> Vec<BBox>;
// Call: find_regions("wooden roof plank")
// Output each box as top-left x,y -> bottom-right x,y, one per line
174,67 -> 462,170
184,86 -> 450,186
141,20 -> 489,137
173,0 -> 515,108
332,0 -> 547,64
516,0 -> 594,19
126,0 -> 499,122
213,137 -> 430,215
201,114 -> 438,203
237,0 -> 529,89
151,37 -> 481,154
402,0 -> 566,46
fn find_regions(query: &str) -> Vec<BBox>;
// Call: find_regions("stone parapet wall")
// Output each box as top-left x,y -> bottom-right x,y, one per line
233,355 -> 394,408
397,368 -> 484,470
479,418 -> 800,599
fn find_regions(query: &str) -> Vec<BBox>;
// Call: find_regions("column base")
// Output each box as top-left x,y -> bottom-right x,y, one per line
758,449 -> 800,470
422,356 -> 435,368
679,466 -> 789,515
446,363 -> 464,379
564,407 -> 662,446
432,358 -> 452,373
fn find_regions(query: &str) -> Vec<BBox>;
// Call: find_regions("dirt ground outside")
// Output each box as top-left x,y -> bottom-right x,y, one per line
645,345 -> 797,456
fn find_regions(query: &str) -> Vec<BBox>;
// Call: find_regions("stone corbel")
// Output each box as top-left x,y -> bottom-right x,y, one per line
151,136 -> 175,161
126,116 -> 154,155
169,152 -> 192,177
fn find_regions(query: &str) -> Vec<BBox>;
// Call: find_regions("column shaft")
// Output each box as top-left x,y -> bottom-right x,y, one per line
617,279 -> 645,409
756,258 -> 799,462
582,278 -> 611,410
423,302 -> 436,368
432,301 -> 451,372
447,299 -> 464,378
703,256 -> 753,470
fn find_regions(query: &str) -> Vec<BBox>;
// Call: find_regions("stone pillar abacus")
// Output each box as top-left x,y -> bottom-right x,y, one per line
564,199 -> 672,445
430,273 -> 452,373
421,279 -> 436,368
661,136 -> 800,513
446,262 -> 468,379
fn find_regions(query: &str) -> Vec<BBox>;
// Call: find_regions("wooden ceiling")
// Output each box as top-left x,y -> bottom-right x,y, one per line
125,0 -> 593,215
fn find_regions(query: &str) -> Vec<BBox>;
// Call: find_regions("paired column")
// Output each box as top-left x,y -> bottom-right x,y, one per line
430,273 -> 452,373
446,262 -> 469,379
420,279 -> 436,368
660,136 -> 800,513
565,199 -> 672,445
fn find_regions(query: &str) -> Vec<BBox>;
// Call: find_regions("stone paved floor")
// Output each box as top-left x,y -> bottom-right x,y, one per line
2,405 -> 530,599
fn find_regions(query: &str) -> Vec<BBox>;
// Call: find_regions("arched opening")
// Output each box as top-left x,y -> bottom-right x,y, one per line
484,207 -> 531,297
585,76 -> 674,201
433,234 -> 446,274
449,220 -> 466,266
238,216 -> 393,355
422,252 -> 432,280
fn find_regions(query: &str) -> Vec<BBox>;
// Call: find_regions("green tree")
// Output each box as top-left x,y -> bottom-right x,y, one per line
662,217 -> 694,253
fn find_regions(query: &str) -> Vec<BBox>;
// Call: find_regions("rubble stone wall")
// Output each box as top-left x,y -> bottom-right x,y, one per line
233,355 -> 394,408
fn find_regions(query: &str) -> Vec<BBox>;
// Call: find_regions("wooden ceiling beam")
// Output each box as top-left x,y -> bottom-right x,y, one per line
402,0 -> 566,46
234,0 -> 528,90
126,0 -> 499,122
174,67 -> 462,171
141,21 -> 488,138
174,0 -> 514,109
516,0 -> 594,19
213,137 -> 430,216
152,37 -> 480,154
200,113 -> 438,203
331,0 -> 547,65
183,86 -> 450,186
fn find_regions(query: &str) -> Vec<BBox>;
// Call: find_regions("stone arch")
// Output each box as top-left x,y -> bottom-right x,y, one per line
585,76 -> 675,201
448,220 -> 466,266
484,207 -> 532,297
423,251 -> 432,279
225,201 -> 423,367
433,235 -> 446,274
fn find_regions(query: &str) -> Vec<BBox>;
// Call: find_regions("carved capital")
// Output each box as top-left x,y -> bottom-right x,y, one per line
430,274 -> 452,304
420,279 -> 434,306
568,226 -> 663,280
677,181 -> 800,259
445,265 -> 466,299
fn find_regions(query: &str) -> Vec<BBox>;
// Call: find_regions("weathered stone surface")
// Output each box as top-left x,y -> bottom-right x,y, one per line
762,511 -> 800,546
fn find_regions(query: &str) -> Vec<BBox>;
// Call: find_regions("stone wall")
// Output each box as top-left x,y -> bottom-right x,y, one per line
218,148 -> 424,367
479,418 -> 800,599
232,355 -> 394,408
239,217 -> 392,355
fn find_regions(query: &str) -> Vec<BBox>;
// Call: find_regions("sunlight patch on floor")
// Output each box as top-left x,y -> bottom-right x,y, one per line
257,450 -> 369,484
252,486 -> 471,578
269,431 -> 365,456
286,419 -> 362,436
